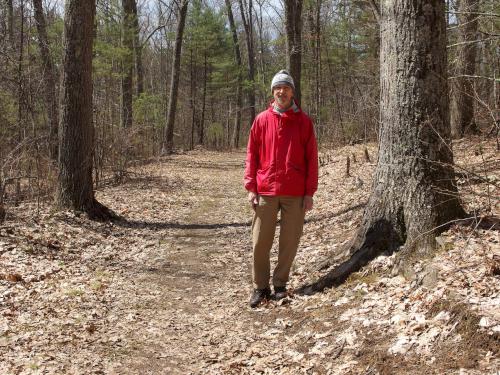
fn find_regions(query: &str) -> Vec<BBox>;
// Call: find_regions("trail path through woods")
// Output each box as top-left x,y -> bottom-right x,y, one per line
1,141 -> 499,374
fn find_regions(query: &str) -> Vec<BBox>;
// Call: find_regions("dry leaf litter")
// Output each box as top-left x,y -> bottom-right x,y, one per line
0,137 -> 498,374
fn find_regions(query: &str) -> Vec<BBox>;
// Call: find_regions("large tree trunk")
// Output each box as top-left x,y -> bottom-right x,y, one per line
33,0 -> 59,160
162,0 -> 189,154
450,0 -> 479,138
284,0 -> 303,104
298,0 -> 465,295
238,0 -> 256,124
57,0 -> 113,220
225,0 -> 243,149
121,0 -> 134,128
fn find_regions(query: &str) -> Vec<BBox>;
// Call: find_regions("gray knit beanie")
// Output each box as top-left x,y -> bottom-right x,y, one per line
271,70 -> 295,92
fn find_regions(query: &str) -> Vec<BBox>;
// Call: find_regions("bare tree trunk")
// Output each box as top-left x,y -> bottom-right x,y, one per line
121,0 -> 134,128
6,0 -> 13,45
130,0 -> 144,96
16,0 -> 25,185
238,0 -> 256,124
225,0 -> 243,148
0,175 -> 5,223
298,0 -> 465,295
450,0 -> 480,138
198,52 -> 207,145
189,48 -> 196,150
314,0 -> 321,136
162,0 -> 189,154
0,3 -> 5,40
284,0 -> 303,104
255,0 -> 266,89
33,0 -> 59,160
57,0 -> 113,220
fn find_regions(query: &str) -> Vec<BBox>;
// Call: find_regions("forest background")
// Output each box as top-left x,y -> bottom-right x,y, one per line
0,0 -> 497,212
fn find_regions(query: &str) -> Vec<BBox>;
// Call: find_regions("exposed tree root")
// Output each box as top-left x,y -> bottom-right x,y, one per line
296,219 -> 404,295
297,208 -> 472,296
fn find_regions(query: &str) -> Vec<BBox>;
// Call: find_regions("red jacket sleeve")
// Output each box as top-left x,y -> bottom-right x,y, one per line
244,118 -> 259,193
305,118 -> 318,196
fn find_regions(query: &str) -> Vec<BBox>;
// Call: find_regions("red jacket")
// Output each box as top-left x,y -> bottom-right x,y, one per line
244,102 -> 318,197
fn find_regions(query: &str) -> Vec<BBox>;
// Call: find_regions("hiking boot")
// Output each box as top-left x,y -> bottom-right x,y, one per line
274,286 -> 287,300
249,288 -> 271,308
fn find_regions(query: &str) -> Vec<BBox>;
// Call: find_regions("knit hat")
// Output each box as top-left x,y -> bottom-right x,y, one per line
271,70 -> 295,92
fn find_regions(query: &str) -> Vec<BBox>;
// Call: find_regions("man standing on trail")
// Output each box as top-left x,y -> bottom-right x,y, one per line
244,70 -> 318,308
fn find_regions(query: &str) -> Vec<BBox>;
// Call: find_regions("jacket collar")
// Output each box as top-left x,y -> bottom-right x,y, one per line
269,100 -> 301,115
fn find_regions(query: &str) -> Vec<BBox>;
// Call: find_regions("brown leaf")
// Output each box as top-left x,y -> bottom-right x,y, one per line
488,255 -> 500,276
2,273 -> 23,282
85,322 -> 97,334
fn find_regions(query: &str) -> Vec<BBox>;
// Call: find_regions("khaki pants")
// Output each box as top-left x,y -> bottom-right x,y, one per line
252,195 -> 305,289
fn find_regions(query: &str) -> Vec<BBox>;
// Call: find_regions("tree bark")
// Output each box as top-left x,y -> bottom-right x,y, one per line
255,0 -> 267,89
284,0 -> 303,104
17,0 -> 25,148
225,0 -> 243,149
314,0 -> 321,135
198,52 -> 207,145
189,48 -> 197,150
57,0 -> 113,220
6,0 -> 13,45
238,0 -> 256,124
32,0 -> 59,160
130,0 -> 144,96
162,0 -> 189,154
0,176 -> 5,224
298,0 -> 465,295
450,0 -> 480,138
121,0 -> 134,128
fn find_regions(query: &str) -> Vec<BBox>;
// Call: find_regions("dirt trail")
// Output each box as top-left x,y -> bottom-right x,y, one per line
102,152 -> 258,374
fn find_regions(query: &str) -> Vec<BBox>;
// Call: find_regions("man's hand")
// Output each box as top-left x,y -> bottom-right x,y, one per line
303,195 -> 313,212
248,192 -> 259,211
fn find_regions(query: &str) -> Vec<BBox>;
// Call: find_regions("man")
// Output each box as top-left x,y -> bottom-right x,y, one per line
244,70 -> 318,308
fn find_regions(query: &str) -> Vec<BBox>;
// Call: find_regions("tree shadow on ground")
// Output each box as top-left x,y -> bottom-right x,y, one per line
304,202 -> 367,224
113,218 -> 251,231
113,201 -> 369,232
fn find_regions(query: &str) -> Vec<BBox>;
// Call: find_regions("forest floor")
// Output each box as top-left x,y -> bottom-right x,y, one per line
0,137 -> 499,375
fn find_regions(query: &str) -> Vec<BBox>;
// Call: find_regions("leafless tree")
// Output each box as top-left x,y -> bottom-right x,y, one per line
284,0 -> 303,104
238,0 -> 256,123
225,0 -> 243,148
57,0 -> 113,219
33,0 -> 59,159
162,0 -> 189,154
450,0 -> 480,137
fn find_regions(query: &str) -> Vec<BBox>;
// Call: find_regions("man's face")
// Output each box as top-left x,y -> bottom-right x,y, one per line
273,85 -> 293,109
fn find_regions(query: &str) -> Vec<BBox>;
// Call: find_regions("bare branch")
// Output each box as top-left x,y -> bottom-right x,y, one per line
449,75 -> 500,82
367,0 -> 380,22
447,36 -> 499,48
446,11 -> 500,17
142,24 -> 168,47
